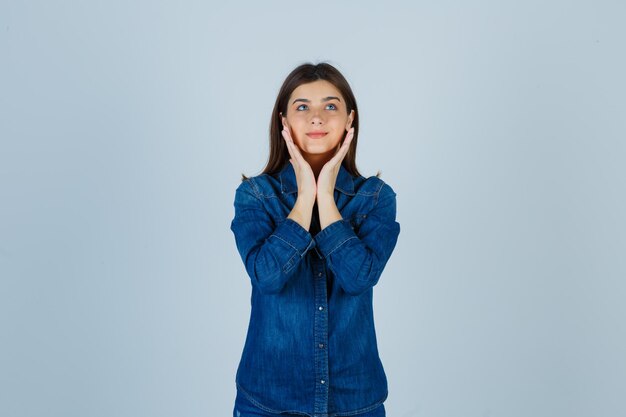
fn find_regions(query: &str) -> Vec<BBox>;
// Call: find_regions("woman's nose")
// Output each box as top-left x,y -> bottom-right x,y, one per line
310,110 -> 324,124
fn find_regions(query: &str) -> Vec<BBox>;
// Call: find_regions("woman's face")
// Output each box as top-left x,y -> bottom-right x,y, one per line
281,80 -> 355,157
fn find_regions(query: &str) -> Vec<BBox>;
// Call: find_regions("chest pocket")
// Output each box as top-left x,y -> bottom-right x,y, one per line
349,213 -> 368,233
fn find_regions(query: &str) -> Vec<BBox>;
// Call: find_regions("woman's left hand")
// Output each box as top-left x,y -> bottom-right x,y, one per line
316,128 -> 355,201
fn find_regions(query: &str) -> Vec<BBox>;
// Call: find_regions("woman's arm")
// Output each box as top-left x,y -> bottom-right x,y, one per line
314,182 -> 401,296
230,179 -> 315,294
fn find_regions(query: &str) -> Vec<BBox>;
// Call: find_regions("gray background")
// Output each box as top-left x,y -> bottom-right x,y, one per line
1,1 -> 625,416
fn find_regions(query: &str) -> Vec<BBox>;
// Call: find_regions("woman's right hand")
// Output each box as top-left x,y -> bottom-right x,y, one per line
282,126 -> 317,203
282,125 -> 316,231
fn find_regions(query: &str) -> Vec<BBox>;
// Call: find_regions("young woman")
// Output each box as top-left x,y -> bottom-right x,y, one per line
230,62 -> 401,417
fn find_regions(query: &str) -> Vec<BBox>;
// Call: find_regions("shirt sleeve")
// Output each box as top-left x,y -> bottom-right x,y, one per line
230,179 -> 315,294
314,182 -> 401,296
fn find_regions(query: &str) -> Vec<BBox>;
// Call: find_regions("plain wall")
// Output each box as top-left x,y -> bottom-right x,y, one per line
1,1 -> 625,416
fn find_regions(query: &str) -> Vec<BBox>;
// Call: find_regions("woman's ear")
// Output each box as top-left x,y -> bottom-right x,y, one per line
280,112 -> 287,128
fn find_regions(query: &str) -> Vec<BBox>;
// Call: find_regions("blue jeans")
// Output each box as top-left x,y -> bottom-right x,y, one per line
233,389 -> 386,417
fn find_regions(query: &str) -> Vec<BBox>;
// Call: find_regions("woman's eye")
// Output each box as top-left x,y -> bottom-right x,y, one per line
295,103 -> 338,111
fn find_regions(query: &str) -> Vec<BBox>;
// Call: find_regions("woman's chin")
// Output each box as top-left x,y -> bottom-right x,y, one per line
300,141 -> 340,154
301,146 -> 337,156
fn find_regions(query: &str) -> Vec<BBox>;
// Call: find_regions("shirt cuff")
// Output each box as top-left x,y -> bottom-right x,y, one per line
270,217 -> 316,256
314,219 -> 358,258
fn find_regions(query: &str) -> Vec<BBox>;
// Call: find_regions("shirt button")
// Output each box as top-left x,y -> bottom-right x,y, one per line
319,343 -> 324,348
318,306 -> 323,311
320,379 -> 325,384
318,272 -> 322,277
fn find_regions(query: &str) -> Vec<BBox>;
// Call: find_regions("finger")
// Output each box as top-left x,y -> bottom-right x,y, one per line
283,128 -> 308,166
343,128 -> 355,148
282,130 -> 310,174
336,128 -> 354,151
283,125 -> 298,146
330,129 -> 354,164
340,128 -> 355,154
282,129 -> 297,162
284,133 -> 302,165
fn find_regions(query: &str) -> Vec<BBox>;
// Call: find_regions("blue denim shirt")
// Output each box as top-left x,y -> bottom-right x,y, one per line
230,160 -> 400,417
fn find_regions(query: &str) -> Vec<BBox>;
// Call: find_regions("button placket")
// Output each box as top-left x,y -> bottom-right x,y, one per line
313,260 -> 329,415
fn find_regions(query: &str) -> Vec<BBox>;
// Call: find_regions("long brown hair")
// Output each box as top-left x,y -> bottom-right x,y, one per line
241,62 -> 372,181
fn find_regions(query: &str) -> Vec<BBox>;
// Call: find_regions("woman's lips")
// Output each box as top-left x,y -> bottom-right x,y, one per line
306,132 -> 328,139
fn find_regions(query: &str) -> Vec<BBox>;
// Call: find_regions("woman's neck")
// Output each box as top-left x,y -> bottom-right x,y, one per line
302,149 -> 336,180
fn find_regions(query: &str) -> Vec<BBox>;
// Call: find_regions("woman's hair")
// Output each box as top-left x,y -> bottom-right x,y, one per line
241,62 -> 377,181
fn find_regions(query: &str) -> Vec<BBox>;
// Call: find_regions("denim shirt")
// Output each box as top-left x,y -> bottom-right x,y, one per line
230,160 -> 400,417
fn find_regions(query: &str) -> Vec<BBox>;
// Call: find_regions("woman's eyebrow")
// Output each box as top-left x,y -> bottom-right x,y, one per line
292,96 -> 341,104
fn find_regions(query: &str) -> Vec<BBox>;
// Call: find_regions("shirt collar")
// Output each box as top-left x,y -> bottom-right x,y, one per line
279,160 -> 355,196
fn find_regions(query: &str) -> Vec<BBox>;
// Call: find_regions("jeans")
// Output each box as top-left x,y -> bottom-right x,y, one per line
233,389 -> 386,417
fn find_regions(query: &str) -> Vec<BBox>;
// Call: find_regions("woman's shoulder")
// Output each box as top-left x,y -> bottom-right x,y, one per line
354,172 -> 398,200
235,169 -> 397,201
234,172 -> 281,199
